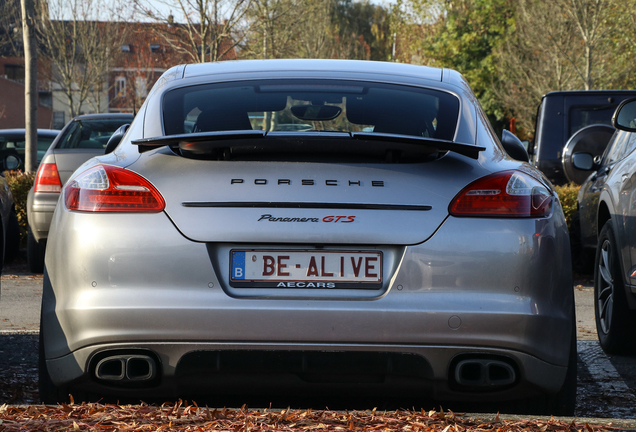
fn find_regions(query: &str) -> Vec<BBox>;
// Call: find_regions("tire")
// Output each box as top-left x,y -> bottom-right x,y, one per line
39,320 -> 70,404
4,210 -> 20,263
570,211 -> 594,275
546,323 -> 578,416
27,226 -> 46,274
40,271 -> 91,405
594,220 -> 636,354
510,312 -> 577,416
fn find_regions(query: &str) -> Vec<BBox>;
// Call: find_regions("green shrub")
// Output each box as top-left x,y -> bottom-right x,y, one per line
554,182 -> 580,229
5,170 -> 35,244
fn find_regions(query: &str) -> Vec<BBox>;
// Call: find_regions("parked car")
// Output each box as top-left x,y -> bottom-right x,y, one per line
40,60 -> 575,415
531,90 -> 636,185
0,169 -> 20,275
574,97 -> 636,354
0,129 -> 60,171
26,113 -> 134,273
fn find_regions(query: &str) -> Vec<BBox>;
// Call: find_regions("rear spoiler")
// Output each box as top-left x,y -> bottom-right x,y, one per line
131,130 -> 485,160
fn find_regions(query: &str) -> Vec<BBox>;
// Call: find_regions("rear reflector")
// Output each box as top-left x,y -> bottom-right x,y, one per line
34,163 -> 62,193
449,170 -> 553,218
64,165 -> 165,212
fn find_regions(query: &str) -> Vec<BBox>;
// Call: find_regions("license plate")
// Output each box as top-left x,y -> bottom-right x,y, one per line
230,250 -> 383,289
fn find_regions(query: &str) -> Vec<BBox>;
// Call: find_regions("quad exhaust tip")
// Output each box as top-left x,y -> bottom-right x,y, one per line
95,355 -> 157,382
454,359 -> 516,388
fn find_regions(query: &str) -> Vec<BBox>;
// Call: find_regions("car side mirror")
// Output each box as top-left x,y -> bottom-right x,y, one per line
613,98 -> 636,132
2,154 -> 21,171
501,129 -> 529,162
572,152 -> 595,171
105,124 -> 130,154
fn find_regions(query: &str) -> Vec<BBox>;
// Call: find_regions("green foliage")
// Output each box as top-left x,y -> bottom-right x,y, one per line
400,0 -> 515,132
555,182 -> 579,229
5,170 -> 35,243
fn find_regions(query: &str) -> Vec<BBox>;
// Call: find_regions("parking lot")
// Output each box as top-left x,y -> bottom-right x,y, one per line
2,268 -> 636,420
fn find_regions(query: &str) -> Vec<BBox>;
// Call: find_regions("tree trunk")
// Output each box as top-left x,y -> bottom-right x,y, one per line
585,45 -> 593,90
21,0 -> 38,173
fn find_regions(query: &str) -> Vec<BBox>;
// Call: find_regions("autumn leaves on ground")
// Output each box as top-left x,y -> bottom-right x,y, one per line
0,402 -> 615,432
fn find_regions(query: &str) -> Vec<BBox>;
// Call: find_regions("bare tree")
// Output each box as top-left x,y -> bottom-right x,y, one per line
1,0 -> 22,56
557,0 -> 614,90
134,0 -> 252,63
37,0 -> 128,117
495,0 -> 635,134
494,0 -> 581,131
21,0 -> 38,173
242,0 -> 381,61
242,0 -> 307,59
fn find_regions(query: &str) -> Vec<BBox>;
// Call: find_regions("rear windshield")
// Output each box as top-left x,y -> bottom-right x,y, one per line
0,133 -> 57,166
162,79 -> 460,141
0,135 -> 55,152
569,104 -> 618,137
57,119 -> 130,149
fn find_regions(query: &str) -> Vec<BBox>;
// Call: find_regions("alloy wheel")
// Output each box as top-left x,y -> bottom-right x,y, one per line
596,238 -> 614,335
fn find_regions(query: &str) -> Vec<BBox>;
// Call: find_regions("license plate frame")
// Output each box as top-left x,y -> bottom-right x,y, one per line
230,249 -> 383,289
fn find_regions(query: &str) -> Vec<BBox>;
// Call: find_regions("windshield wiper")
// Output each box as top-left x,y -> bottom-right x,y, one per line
350,132 -> 485,159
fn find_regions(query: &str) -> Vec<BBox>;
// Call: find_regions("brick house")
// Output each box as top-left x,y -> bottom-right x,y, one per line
0,21 -> 236,129
108,22 -> 238,115
0,57 -> 54,129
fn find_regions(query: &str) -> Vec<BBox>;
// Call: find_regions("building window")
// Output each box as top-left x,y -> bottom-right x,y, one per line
115,76 -> 126,96
135,76 -> 148,99
5,64 -> 25,82
149,44 -> 161,53
53,111 -> 65,130
121,44 -> 131,53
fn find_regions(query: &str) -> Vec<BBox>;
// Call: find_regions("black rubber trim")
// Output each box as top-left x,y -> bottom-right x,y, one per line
181,202 -> 432,211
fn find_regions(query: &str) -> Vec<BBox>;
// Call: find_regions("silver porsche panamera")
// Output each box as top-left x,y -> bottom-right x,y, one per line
40,59 -> 575,414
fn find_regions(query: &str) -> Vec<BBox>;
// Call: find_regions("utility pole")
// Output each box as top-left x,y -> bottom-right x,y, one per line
21,0 -> 38,173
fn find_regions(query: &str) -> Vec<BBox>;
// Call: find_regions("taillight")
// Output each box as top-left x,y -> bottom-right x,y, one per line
34,163 -> 62,193
64,165 -> 165,213
449,170 -> 553,218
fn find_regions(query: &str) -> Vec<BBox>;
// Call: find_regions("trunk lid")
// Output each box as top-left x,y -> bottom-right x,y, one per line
129,150 -> 488,245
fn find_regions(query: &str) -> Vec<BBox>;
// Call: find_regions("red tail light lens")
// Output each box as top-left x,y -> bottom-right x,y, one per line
449,170 -> 553,218
64,165 -> 165,212
34,163 -> 62,193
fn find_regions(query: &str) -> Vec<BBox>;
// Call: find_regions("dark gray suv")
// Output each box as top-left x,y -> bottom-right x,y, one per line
575,97 -> 636,354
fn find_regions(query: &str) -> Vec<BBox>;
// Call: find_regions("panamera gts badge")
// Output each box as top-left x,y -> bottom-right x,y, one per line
258,214 -> 356,223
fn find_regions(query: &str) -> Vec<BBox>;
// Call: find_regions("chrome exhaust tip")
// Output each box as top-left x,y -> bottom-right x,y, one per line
95,355 -> 157,382
454,359 -> 516,387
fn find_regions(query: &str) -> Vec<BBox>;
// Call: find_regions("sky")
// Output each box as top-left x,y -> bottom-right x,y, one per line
53,0 -> 394,22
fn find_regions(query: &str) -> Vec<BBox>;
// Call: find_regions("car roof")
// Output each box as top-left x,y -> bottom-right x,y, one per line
542,90 -> 636,98
0,129 -> 60,137
180,59 -> 447,83
71,113 -> 134,121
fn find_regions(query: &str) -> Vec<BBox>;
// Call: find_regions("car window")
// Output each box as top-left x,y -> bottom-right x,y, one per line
603,130 -> 631,165
56,119 -> 130,149
163,79 -> 460,141
622,133 -> 636,159
0,136 -> 55,152
0,134 -> 57,166
569,104 -> 617,137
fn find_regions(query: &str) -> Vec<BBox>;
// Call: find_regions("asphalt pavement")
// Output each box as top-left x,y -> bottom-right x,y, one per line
0,272 -> 42,332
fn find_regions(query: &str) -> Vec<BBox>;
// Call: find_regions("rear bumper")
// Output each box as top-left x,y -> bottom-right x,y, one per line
46,341 -> 567,402
26,189 -> 58,242
42,207 -> 574,400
